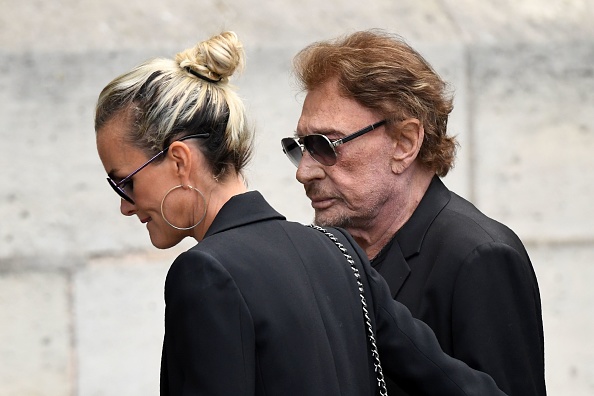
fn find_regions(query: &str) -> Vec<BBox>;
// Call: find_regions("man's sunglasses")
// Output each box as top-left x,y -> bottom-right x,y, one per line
281,120 -> 386,167
107,133 -> 209,204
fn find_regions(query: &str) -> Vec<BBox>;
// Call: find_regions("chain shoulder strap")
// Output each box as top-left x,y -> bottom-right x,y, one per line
308,224 -> 388,396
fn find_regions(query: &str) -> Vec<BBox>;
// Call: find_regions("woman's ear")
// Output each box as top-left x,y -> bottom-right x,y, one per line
167,142 -> 194,184
389,118 -> 424,174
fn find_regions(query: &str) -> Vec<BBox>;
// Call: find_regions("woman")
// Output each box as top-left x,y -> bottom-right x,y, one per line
95,31 -> 505,395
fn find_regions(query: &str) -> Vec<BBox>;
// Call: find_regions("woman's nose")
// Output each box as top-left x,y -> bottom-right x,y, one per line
120,199 -> 137,216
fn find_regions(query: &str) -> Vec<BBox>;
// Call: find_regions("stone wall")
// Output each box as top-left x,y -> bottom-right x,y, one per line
1,0 -> 593,394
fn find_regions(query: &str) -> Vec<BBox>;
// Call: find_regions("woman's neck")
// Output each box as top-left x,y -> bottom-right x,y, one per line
192,174 -> 247,241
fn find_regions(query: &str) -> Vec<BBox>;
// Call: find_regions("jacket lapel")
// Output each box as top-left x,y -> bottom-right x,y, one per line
395,176 -> 451,259
372,237 -> 410,298
372,176 -> 451,298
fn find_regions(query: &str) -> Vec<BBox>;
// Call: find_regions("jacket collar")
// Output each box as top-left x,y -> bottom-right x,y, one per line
372,176 -> 450,297
204,191 -> 286,238
395,176 -> 451,259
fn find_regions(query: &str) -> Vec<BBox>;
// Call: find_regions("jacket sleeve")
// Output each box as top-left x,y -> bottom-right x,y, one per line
162,250 -> 255,396
450,242 -> 546,396
330,227 -> 506,396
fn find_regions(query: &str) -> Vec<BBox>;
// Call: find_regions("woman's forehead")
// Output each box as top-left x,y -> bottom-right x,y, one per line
96,116 -> 144,175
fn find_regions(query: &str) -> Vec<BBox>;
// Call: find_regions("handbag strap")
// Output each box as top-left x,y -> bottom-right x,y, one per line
308,224 -> 388,396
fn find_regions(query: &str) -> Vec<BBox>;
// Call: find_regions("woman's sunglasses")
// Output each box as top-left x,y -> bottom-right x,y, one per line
280,120 -> 386,167
107,133 -> 209,204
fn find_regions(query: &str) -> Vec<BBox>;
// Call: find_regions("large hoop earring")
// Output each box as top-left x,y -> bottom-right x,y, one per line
160,185 -> 207,230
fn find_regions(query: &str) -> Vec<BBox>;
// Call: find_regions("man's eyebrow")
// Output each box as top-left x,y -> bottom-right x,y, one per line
295,127 -> 342,138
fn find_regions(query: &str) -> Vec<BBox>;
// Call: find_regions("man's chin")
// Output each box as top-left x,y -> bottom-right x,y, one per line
313,211 -> 352,229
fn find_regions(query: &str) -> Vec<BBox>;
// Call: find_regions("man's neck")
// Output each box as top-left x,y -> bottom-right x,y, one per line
349,170 -> 434,260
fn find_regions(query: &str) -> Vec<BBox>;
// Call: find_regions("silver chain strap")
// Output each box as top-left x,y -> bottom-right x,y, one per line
308,224 -> 388,396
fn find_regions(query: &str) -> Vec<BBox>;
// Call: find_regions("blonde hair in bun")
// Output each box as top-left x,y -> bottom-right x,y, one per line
95,31 -> 253,180
176,31 -> 245,83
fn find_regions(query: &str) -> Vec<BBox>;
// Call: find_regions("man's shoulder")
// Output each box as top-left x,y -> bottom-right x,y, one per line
434,191 -> 525,250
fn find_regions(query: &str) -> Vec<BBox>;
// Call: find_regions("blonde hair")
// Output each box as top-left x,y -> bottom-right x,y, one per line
293,29 -> 457,177
95,31 -> 252,179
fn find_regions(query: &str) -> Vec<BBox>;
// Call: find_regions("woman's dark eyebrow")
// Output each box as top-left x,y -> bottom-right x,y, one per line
107,170 -> 125,182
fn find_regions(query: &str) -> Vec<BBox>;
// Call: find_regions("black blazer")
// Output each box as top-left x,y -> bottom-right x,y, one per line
160,191 -> 506,395
373,177 -> 546,396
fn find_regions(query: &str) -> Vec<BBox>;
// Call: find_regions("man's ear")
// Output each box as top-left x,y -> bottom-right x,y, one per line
167,142 -> 194,184
390,118 -> 424,174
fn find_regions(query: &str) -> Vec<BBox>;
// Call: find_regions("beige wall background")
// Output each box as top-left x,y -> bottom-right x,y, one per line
1,0 -> 593,395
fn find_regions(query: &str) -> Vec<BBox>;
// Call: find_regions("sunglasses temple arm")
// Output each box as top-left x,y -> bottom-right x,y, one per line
114,134 -> 209,187
116,150 -> 165,187
333,120 -> 387,147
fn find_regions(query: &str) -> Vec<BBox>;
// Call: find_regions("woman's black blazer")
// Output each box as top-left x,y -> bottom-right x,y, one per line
160,191 -> 505,396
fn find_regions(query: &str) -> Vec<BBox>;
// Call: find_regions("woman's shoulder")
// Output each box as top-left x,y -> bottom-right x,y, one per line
165,248 -> 236,300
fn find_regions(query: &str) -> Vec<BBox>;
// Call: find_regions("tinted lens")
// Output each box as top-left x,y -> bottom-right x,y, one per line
107,178 -> 135,204
281,138 -> 303,167
303,135 -> 337,166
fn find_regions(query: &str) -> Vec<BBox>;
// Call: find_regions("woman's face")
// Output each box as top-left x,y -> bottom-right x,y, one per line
96,112 -> 192,249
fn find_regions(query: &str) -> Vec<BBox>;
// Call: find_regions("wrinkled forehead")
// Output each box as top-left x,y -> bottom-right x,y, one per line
297,79 -> 381,136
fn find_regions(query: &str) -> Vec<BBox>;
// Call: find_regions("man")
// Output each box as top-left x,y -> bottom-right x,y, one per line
281,30 -> 546,396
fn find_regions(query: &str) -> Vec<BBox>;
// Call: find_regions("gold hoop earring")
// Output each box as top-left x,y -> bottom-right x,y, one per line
160,185 -> 207,230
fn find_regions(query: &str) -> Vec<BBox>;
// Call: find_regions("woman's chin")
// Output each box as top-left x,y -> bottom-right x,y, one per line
148,230 -> 180,250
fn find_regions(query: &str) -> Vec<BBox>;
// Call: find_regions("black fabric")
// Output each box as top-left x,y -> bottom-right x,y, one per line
373,177 -> 546,396
160,190 -> 507,395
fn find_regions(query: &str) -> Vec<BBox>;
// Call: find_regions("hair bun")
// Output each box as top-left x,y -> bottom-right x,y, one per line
176,31 -> 244,83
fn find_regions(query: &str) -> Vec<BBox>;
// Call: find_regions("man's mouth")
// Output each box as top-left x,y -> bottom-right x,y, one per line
309,196 -> 336,210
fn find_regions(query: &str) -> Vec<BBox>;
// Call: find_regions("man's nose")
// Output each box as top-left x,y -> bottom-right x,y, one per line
296,149 -> 325,185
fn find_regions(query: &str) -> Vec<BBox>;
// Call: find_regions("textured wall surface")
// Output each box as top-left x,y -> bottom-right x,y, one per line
1,0 -> 593,395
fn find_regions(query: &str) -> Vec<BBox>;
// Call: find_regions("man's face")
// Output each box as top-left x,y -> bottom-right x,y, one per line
295,78 -> 397,231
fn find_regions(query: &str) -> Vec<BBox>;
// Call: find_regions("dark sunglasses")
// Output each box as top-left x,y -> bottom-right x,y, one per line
107,133 -> 209,204
281,120 -> 386,167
